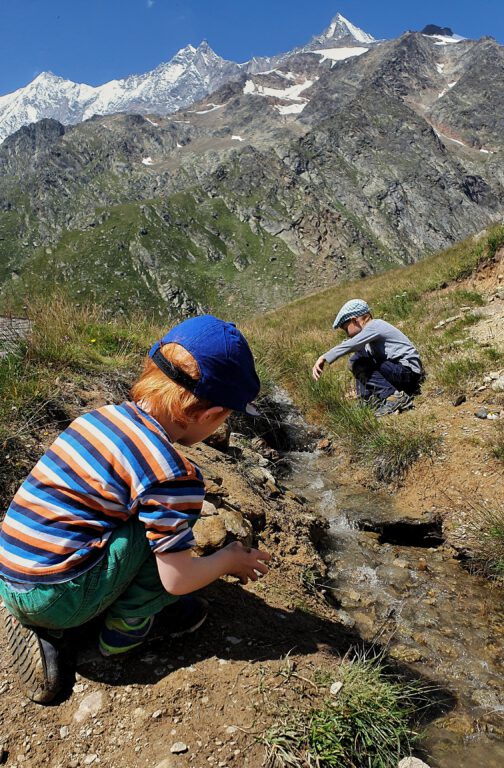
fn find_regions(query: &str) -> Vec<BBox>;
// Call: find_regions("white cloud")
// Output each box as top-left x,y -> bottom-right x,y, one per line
147,0 -> 155,7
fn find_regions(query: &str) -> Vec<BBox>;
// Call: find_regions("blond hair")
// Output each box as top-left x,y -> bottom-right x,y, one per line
131,342 -> 213,426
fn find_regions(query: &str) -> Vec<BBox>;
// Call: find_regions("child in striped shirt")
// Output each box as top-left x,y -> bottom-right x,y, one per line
0,315 -> 270,704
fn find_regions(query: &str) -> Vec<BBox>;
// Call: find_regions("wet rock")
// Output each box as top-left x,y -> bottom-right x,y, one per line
389,645 -> 423,663
376,564 -> 411,586
193,516 -> 227,551
204,422 -> 231,451
334,610 -> 356,629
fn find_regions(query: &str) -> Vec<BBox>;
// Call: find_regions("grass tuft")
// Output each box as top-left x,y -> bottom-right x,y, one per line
262,655 -> 426,768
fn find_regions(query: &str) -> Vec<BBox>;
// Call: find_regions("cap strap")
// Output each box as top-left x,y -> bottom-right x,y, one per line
150,348 -> 198,392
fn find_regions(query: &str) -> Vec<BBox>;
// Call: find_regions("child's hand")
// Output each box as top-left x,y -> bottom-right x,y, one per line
223,541 -> 271,585
312,355 -> 326,380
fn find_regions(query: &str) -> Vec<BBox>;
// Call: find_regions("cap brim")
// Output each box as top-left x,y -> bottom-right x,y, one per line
245,402 -> 260,416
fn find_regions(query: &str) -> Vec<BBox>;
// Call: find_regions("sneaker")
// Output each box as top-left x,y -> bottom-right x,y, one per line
159,596 -> 209,638
375,391 -> 413,417
5,613 -> 62,704
99,615 -> 155,657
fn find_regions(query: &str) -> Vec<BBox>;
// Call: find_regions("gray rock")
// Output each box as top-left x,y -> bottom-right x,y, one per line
170,742 -> 189,754
73,691 -> 104,723
398,759 -> 431,768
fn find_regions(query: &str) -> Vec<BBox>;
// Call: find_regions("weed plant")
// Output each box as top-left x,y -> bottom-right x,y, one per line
263,656 -> 425,768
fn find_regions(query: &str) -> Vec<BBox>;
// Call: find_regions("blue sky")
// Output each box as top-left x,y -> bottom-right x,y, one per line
1,0 -> 503,94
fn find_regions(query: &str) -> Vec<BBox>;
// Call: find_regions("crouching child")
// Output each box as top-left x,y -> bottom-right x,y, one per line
312,299 -> 424,416
0,315 -> 270,703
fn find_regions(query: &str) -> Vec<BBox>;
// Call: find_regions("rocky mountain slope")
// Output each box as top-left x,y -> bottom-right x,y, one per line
0,17 -> 503,318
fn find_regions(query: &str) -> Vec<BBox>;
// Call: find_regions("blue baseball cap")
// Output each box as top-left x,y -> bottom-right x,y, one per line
333,299 -> 370,329
149,315 -> 260,415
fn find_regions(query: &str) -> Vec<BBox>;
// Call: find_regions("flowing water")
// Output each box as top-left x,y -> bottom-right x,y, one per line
284,448 -> 504,767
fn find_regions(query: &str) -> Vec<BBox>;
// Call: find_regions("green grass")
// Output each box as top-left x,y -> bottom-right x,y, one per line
262,656 -> 426,768
244,225 -> 504,479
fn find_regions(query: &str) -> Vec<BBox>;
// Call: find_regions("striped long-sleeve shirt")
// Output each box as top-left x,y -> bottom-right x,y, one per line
0,402 -> 205,585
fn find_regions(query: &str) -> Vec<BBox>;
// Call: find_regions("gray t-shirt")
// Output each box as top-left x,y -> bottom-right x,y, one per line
323,319 -> 422,373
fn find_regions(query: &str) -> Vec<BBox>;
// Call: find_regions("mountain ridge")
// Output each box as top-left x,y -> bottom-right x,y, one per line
0,12 -> 380,142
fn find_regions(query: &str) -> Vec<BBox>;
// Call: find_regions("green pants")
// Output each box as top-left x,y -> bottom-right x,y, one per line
0,518 -> 177,630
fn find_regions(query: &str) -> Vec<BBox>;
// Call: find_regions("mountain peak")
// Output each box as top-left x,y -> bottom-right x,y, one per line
324,12 -> 375,44
421,24 -> 454,37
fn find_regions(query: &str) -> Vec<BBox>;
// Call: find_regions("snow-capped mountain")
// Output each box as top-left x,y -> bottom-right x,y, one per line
0,42 -> 242,143
305,12 -> 376,49
0,12 -> 377,143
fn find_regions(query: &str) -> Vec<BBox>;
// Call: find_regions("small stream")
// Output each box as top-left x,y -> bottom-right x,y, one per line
283,448 -> 504,767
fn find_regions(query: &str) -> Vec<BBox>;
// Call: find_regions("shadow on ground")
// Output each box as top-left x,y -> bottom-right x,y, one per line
63,579 -> 454,729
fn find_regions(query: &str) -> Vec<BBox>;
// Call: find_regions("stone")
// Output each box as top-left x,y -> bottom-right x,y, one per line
204,422 -> 231,451
170,742 -> 189,754
59,726 -> 70,739
330,681 -> 343,696
334,610 -> 356,629
201,500 -> 219,517
154,759 -> 176,768
398,759 -> 431,768
193,516 -> 227,551
389,645 -> 423,663
204,477 -> 223,494
491,376 -> 504,392
475,408 -> 489,419
220,508 -> 253,545
73,691 -> 104,723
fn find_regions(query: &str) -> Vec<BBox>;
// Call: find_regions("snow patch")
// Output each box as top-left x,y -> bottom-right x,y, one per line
275,102 -> 307,115
176,142 -> 183,148
145,117 -> 159,126
142,157 -> 154,165
191,103 -> 224,114
243,78 -> 314,101
436,63 -> 445,73
425,34 -> 465,45
231,135 -> 244,141
313,47 -> 368,63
